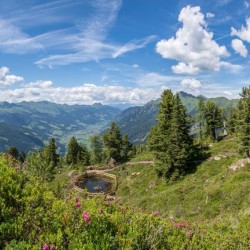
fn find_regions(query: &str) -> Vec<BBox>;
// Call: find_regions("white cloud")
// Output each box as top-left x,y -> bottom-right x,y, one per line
220,61 -> 243,73
112,36 -> 156,58
181,78 -> 202,90
0,66 -> 24,87
0,82 -> 166,105
0,19 -> 42,53
25,80 -> 53,88
0,0 -> 155,67
133,64 -> 139,68
231,18 -> 250,43
224,91 -> 233,96
136,72 -> 181,87
244,1 -> 250,8
231,39 -> 248,57
156,5 -> 229,75
206,13 -> 214,18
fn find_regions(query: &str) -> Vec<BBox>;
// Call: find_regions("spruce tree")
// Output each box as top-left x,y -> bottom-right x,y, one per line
167,94 -> 193,179
148,90 -> 192,181
203,101 -> 223,141
227,108 -> 237,134
196,99 -> 205,142
48,138 -> 59,168
120,134 -> 133,162
103,122 -> 122,162
148,89 -> 174,177
66,136 -> 80,165
19,151 -> 26,163
89,134 -> 103,164
7,146 -> 19,160
237,86 -> 250,157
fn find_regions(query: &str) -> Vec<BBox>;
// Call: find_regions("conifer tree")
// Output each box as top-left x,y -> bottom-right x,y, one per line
203,101 -> 223,141
7,146 -> 19,160
148,89 -> 174,177
196,99 -> 205,142
120,134 -> 133,161
47,138 -> 59,168
167,94 -> 193,179
89,134 -> 103,164
227,108 -> 237,134
148,90 -> 192,180
19,151 -> 26,163
103,122 -> 122,162
66,136 -> 80,165
237,86 -> 250,157
66,136 -> 90,167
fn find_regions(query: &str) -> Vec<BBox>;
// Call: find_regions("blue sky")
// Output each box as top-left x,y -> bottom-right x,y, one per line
0,0 -> 250,106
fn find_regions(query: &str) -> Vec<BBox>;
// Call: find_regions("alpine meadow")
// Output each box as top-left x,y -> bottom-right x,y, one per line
0,1 -> 250,249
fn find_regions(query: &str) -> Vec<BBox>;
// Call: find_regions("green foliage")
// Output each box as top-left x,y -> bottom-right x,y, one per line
66,136 -> 90,169
0,155 -> 249,249
203,101 -> 224,142
103,122 -> 123,162
89,134 -> 104,164
19,150 -> 26,163
148,90 -> 193,181
117,138 -> 250,224
236,86 -> 250,157
26,138 -> 60,181
227,107 -> 237,134
0,102 -> 121,154
116,92 -> 238,145
6,146 -> 19,160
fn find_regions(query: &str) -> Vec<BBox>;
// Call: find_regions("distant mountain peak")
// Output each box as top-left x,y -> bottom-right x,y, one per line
178,91 -> 196,98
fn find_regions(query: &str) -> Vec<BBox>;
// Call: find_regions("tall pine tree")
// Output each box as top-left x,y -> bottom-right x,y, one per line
237,86 -> 250,158
148,90 -> 193,181
103,122 -> 123,162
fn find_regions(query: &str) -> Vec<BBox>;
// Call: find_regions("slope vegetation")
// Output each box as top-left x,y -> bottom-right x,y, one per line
115,138 -> 250,222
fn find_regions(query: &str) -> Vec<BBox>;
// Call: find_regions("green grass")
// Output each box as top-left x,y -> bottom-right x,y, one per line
116,138 -> 250,222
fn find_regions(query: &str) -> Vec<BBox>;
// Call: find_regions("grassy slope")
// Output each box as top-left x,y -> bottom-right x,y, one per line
114,138 -> 250,222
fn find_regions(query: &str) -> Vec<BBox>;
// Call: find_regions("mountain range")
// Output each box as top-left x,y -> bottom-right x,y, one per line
0,92 -> 238,153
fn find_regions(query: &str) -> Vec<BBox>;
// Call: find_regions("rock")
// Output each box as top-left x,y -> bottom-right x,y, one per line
214,156 -> 221,161
229,158 -> 250,171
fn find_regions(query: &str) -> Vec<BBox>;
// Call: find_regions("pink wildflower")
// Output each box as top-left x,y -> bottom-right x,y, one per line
176,223 -> 182,229
43,243 -> 49,250
186,231 -> 192,237
75,202 -> 81,207
99,207 -> 103,214
152,211 -> 159,216
83,211 -> 91,222
67,194 -> 72,200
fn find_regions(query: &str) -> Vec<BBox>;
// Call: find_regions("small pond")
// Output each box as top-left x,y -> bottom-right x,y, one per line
77,174 -> 113,193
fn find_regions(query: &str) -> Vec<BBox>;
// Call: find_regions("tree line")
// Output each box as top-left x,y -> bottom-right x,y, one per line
6,122 -> 133,181
6,86 -> 250,182
148,86 -> 250,181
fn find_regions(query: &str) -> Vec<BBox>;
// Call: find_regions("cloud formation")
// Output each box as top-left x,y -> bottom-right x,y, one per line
156,6 -> 229,75
0,66 -> 23,87
136,72 -> 181,87
0,0 -> 155,67
231,39 -> 248,57
231,17 -> 250,43
0,81 -> 164,105
181,78 -> 202,90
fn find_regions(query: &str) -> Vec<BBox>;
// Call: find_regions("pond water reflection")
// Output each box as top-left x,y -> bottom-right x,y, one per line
77,175 -> 112,193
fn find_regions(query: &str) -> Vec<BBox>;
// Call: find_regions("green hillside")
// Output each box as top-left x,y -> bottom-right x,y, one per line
1,142 -> 249,249
0,101 -> 120,153
116,92 -> 238,144
0,122 -> 44,153
113,138 -> 249,222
